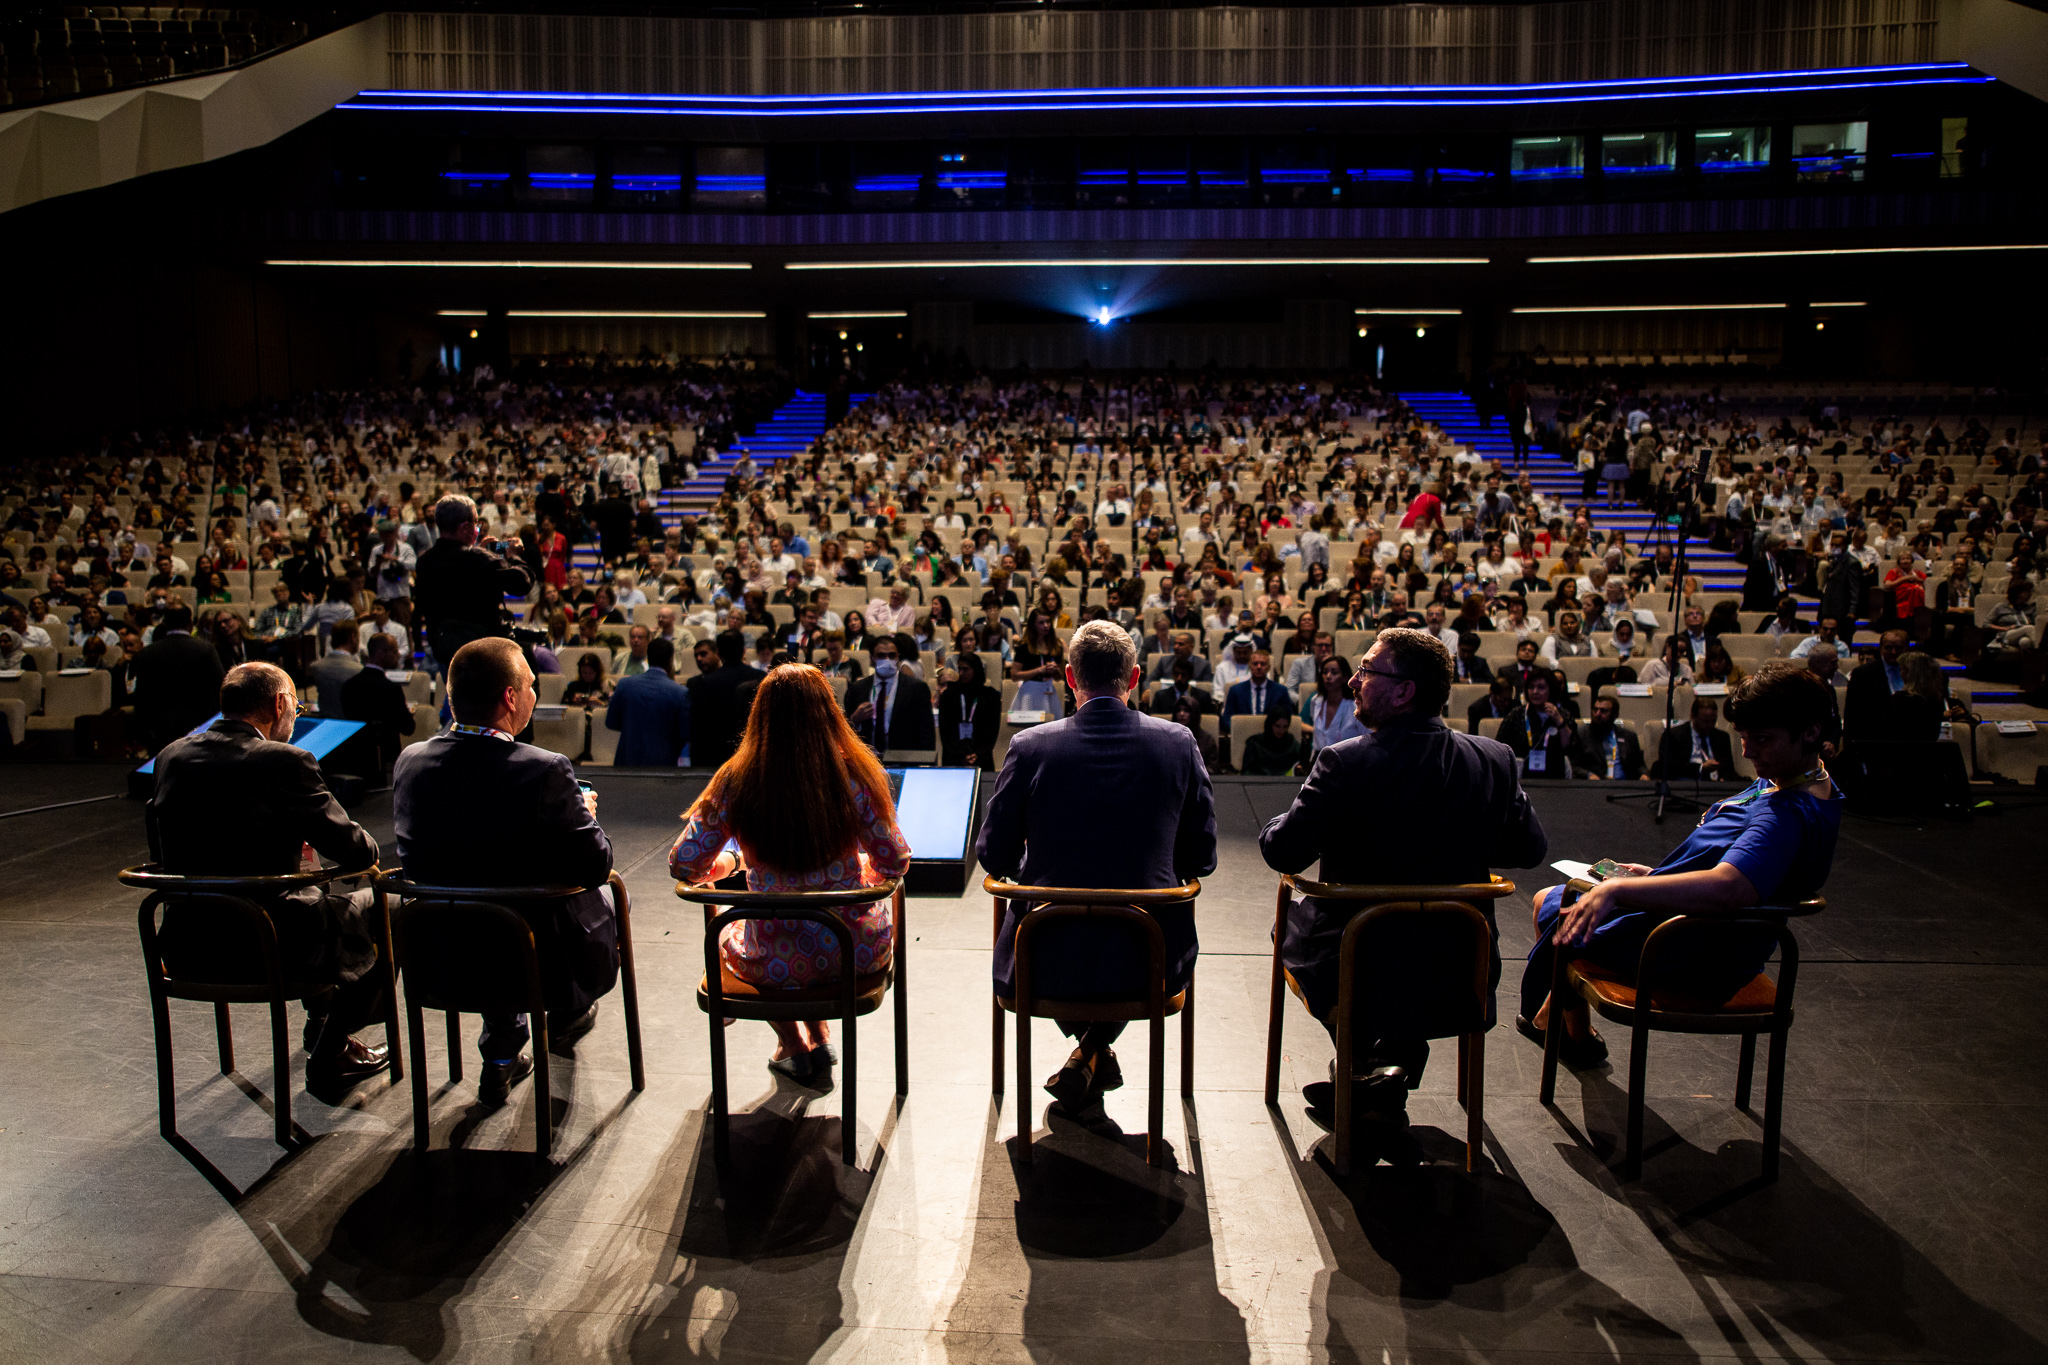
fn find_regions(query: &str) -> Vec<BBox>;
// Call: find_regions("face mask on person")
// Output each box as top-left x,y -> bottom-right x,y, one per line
873,657 -> 898,680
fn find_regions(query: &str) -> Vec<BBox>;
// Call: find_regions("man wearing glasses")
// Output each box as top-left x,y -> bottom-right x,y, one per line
1258,627 -> 1548,1162
147,662 -> 392,1102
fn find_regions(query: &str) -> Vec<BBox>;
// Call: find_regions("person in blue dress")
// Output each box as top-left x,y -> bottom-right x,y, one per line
1517,660 -> 1844,1066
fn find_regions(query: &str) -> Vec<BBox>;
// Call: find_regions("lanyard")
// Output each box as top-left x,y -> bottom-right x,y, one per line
451,722 -> 514,742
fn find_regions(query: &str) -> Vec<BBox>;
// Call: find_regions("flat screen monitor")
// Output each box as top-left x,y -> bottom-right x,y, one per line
134,715 -> 367,775
884,766 -> 980,862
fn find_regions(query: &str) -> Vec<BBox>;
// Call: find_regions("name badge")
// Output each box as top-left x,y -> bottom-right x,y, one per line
957,722 -> 976,739
1525,749 -> 1548,774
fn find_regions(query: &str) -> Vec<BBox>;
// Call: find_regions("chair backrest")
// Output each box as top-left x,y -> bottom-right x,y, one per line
986,877 -> 1199,1008
121,864 -> 342,994
1636,898 -> 1824,1013
378,878 -> 570,1014
0,670 -> 42,714
1288,874 -> 1514,1042
43,670 -> 110,721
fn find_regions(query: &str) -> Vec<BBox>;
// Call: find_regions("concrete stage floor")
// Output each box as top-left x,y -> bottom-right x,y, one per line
1,766 -> 2044,1365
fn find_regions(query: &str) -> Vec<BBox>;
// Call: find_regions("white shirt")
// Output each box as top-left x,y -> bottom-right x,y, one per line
1212,657 -> 1253,696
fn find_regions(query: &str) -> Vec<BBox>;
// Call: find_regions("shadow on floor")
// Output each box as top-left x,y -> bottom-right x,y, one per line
940,1100 -> 1252,1364
1557,1071 -> 2048,1363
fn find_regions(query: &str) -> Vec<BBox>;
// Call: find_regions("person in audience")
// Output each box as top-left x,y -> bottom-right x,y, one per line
1640,634 -> 1696,689
1451,632 -> 1499,684
1009,610 -> 1067,716
1569,694 -> 1646,780
977,620 -> 1217,1119
133,603 -> 226,751
1844,629 -> 1909,745
615,624 -> 652,678
606,637 -> 691,766
1221,648 -> 1293,730
1540,611 -> 1595,664
1282,631 -> 1337,689
938,649 -> 1001,770
392,638 -> 619,1105
1240,710 -> 1303,776
0,626 -> 25,672
561,650 -> 614,709
1499,670 -> 1577,778
1169,693 -> 1222,773
1149,657 -> 1213,716
671,664 -> 912,1082
1467,673 -> 1518,734
1789,616 -> 1842,659
844,635 -> 936,757
148,662 -> 389,1099
308,620 -> 363,716
1697,639 -> 1748,688
1259,627 -> 1547,1158
687,631 -> 759,773
412,494 -> 535,666
1880,650 -> 1961,742
1656,696 -> 1734,780
1301,654 -> 1367,757
340,633 -> 418,776
1147,630 -> 1214,685
1519,662 -> 1843,1067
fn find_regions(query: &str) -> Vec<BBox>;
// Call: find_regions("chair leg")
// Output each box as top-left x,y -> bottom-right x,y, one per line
1761,1023 -> 1790,1184
842,1006 -> 859,1169
148,983 -> 178,1142
1333,1021 -> 1353,1179
1735,1032 -> 1757,1111
214,1001 -> 234,1074
1540,990 -> 1564,1106
1180,985 -> 1196,1103
268,994 -> 294,1149
1624,1018 -> 1650,1182
1263,938 -> 1286,1107
1147,1009 -> 1165,1168
446,1012 -> 463,1085
707,996 -> 731,1177
1464,1031 -> 1485,1175
531,1017 -> 552,1163
1016,1013 -> 1032,1165
991,998 -> 1005,1095
378,913 -> 403,1084
616,897 -> 646,1093
893,971 -> 909,1099
1457,1033 -> 1470,1108
407,1001 -> 431,1153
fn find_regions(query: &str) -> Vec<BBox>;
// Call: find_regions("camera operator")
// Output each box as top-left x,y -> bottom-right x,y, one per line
413,494 -> 537,667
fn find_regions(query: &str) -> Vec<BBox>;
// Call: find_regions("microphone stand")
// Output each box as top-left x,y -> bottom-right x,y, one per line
1607,451 -> 1710,824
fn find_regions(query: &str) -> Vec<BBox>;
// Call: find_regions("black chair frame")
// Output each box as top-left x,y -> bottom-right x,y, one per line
988,877 -> 1201,1168
122,862 -> 399,1151
1263,874 -> 1512,1176
378,872 -> 646,1163
1539,878 -> 1823,1182
676,881 -> 908,1174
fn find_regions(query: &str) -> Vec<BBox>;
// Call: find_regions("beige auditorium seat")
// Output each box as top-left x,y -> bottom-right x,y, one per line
1975,723 -> 2045,784
535,672 -> 569,705
400,705 -> 438,752
27,669 -> 111,731
585,713 -> 621,766
530,709 -> 589,764
0,670 -> 42,717
1,697 -> 23,746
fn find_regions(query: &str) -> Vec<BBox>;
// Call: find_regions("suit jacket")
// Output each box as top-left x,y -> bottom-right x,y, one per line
1569,721 -> 1646,780
1843,660 -> 1897,745
1221,677 -> 1294,727
685,664 -> 758,773
1450,655 -> 1499,686
339,665 -> 417,772
392,732 -> 619,1017
937,681 -> 1001,769
977,697 -> 1218,999
1149,682 -> 1215,716
844,672 -> 937,755
605,669 -> 691,766
147,718 -> 378,983
1147,653 -> 1213,684
1654,721 -> 1735,780
1259,712 -> 1548,1021
134,630 -> 225,749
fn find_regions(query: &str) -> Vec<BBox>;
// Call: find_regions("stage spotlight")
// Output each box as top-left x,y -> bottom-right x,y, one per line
469,329 -> 478,338
1415,326 -> 1425,338
1816,321 -> 1826,330
839,329 -> 849,339
1096,306 -> 1112,325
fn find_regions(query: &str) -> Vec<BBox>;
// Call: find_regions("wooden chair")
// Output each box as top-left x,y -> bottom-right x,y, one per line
1263,874 -> 1513,1175
122,863 -> 400,1150
376,872 -> 645,1162
987,876 -> 1201,1168
674,880 -> 908,1174
1539,878 -> 1824,1183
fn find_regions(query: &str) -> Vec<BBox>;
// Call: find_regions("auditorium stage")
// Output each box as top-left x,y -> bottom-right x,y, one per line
2,767 -> 2044,1364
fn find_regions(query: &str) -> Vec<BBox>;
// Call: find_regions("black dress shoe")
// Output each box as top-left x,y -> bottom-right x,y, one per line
479,1051 -> 535,1107
547,1001 -> 600,1052
306,1037 -> 390,1101
303,1014 -> 327,1053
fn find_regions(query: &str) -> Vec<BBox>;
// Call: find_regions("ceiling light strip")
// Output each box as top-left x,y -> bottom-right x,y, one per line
807,310 -> 910,318
787,257 -> 1488,270
1530,244 -> 2046,264
1356,308 -> 1464,315
506,310 -> 765,319
1512,303 -> 1787,314
265,259 -> 750,270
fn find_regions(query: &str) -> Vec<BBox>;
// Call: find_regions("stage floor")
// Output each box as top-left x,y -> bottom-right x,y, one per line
1,767 -> 2044,1364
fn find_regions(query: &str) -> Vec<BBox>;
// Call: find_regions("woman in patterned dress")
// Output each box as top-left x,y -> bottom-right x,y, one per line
669,663 -> 912,1083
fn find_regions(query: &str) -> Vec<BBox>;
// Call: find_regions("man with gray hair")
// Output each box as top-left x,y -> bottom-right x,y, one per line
977,619 -> 1218,1120
412,492 -> 536,665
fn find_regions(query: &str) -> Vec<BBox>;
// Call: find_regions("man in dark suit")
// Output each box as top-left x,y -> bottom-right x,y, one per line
148,661 -> 390,1099
1220,649 -> 1294,729
1147,659 -> 1215,716
1466,675 -> 1518,734
844,635 -> 937,758
1450,631 -> 1499,686
412,494 -> 535,667
392,638 -> 619,1105
591,483 -> 637,565
339,633 -> 417,778
1569,695 -> 1647,780
605,637 -> 691,765
1654,697 -> 1736,780
977,620 -> 1218,1117
134,604 -> 226,752
685,631 -> 759,772
1260,627 -> 1548,1148
1843,629 -> 1908,746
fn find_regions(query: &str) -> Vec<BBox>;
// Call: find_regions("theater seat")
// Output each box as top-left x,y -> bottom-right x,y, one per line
27,669 -> 110,730
1,697 -> 23,746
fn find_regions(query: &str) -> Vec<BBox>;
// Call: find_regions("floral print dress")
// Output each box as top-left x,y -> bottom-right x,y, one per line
669,781 -> 913,989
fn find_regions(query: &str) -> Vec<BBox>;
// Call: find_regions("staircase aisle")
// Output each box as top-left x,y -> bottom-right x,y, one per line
1396,390 -> 1747,595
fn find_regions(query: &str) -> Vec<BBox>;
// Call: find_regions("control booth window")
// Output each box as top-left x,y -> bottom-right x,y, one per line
1511,135 -> 1584,181
441,142 -> 511,205
611,145 -> 683,207
521,144 -> 595,205
1076,140 -> 1131,209
694,146 -> 766,207
1257,138 -> 1330,206
1601,130 -> 1674,177
1195,137 -> 1250,207
1695,126 -> 1771,174
851,144 -> 924,208
1793,122 -> 1867,182
933,146 -> 1005,209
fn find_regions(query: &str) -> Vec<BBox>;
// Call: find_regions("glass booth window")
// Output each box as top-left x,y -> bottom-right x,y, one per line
441,143 -> 512,204
851,144 -> 924,206
522,145 -> 595,204
1941,117 -> 1969,177
1601,131 -> 1675,176
694,146 -> 767,206
612,145 -> 683,205
1792,122 -> 1867,182
1695,126 -> 1770,173
933,146 -> 1006,207
1511,135 -> 1584,180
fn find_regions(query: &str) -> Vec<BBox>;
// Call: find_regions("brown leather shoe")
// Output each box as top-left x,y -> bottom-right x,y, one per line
1045,1047 -> 1093,1106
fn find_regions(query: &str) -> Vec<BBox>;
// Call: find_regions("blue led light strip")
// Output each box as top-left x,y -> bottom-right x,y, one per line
854,175 -> 923,191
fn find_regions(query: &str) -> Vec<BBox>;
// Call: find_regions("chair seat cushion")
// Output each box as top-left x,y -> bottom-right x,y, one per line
698,962 -> 891,1018
1569,959 -> 1778,1018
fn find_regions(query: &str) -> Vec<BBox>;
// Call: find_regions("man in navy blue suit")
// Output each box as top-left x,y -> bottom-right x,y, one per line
1260,627 -> 1547,1147
977,620 -> 1218,1116
393,637 -> 620,1106
605,637 -> 691,766
1220,648 -> 1295,730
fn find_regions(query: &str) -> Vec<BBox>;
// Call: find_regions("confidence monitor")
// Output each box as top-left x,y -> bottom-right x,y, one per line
127,714 -> 369,799
885,766 -> 982,894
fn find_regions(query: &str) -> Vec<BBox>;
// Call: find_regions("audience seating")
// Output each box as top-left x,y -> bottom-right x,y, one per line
674,880 -> 908,1176
585,714 -> 620,766
1539,878 -> 1823,1183
530,709 -> 589,764
0,697 -> 23,746
987,876 -> 1201,1168
26,669 -> 111,733
122,862 -> 402,1151
377,871 -> 645,1162
1263,874 -> 1512,1175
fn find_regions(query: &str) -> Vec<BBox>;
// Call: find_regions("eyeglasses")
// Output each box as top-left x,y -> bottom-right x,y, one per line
1358,666 -> 1409,683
